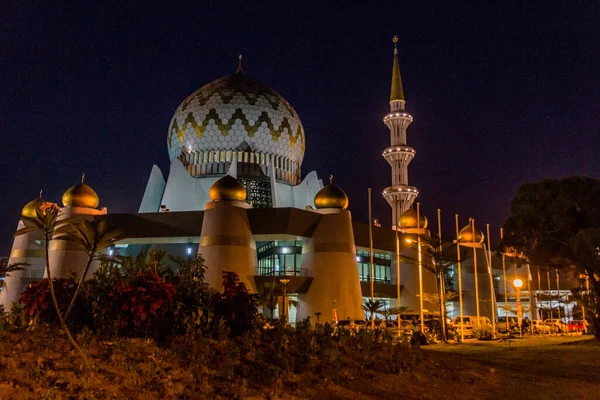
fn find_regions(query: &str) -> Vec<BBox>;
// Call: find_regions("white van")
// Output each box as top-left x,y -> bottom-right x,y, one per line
453,316 -> 492,338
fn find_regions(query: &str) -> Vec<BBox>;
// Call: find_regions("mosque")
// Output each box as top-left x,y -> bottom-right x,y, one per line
6,40 -> 576,327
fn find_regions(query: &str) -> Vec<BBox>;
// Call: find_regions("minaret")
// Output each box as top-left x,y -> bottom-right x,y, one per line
382,35 -> 418,228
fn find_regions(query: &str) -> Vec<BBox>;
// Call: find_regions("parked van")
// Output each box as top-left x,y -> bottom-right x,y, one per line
453,316 -> 492,338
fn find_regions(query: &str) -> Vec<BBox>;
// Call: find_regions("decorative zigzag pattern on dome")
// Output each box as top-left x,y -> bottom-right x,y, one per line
167,73 -> 305,167
169,109 -> 303,149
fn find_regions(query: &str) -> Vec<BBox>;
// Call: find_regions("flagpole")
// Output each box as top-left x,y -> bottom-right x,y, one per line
471,218 -> 481,322
500,228 -> 509,333
368,188 -> 374,329
417,202 -> 425,333
437,208 -> 447,340
455,214 -> 464,342
486,223 -> 496,336
395,199 -> 401,330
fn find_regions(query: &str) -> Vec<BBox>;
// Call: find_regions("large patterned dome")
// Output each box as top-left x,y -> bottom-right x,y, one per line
167,72 -> 305,180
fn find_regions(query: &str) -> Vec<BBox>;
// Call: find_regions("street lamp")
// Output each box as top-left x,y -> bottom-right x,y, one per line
514,278 -> 523,337
280,278 -> 290,324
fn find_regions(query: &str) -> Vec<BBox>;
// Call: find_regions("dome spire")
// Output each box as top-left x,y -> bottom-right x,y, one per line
39,189 -> 43,199
236,54 -> 243,74
390,35 -> 405,102
81,173 -> 85,183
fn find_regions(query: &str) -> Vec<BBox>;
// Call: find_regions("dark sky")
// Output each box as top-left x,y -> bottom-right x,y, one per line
1,1 -> 599,254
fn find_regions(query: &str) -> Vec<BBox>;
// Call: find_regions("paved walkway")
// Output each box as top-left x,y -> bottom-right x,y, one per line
428,332 -> 591,351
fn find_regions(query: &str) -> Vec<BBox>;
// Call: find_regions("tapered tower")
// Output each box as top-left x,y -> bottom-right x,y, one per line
382,36 -> 418,228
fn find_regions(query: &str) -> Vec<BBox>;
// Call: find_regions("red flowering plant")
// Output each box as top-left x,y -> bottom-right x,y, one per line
112,273 -> 176,337
19,277 -> 78,323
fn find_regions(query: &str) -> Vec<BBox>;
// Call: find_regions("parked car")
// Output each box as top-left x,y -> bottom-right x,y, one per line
530,320 -> 551,334
568,320 -> 586,332
452,316 -> 492,338
543,319 -> 568,333
496,316 -> 518,333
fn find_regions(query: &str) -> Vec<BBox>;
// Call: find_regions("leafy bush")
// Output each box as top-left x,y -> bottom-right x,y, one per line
210,272 -> 260,337
19,277 -> 79,323
113,273 -> 176,337
473,325 -> 494,340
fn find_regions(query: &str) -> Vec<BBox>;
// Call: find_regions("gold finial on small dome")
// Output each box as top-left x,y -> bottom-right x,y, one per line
398,207 -> 428,230
62,176 -> 99,209
21,191 -> 45,218
209,175 -> 247,202
314,176 -> 349,209
458,219 -> 485,245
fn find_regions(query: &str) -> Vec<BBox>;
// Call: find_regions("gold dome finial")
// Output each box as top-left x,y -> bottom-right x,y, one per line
39,190 -> 43,199
62,178 -> 99,208
314,177 -> 349,209
458,219 -> 485,246
209,175 -> 247,202
22,191 -> 45,218
236,54 -> 243,73
398,207 -> 428,230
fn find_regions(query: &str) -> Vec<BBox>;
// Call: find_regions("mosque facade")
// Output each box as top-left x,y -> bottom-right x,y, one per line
7,42 -> 566,327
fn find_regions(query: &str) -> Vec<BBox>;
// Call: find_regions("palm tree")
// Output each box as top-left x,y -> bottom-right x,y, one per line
54,218 -> 124,322
362,298 -> 385,327
16,203 -> 89,367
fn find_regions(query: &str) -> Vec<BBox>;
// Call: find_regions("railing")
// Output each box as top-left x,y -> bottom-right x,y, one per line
257,268 -> 309,277
359,276 -> 396,285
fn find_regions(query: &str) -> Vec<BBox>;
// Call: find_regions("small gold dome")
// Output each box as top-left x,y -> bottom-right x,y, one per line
22,198 -> 44,218
209,175 -> 247,202
398,208 -> 428,230
314,183 -> 349,209
458,223 -> 485,244
62,183 -> 99,208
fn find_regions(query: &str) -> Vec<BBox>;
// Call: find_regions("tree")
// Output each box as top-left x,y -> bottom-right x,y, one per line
501,177 -> 600,340
362,299 -> 385,325
15,203 -> 89,367
53,218 -> 124,322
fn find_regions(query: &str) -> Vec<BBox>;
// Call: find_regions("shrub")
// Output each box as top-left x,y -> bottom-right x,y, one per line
19,277 -> 80,324
473,325 -> 494,340
210,272 -> 260,337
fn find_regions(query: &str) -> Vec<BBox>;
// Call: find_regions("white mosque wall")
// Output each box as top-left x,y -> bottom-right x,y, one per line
0,221 -> 46,310
138,165 -> 166,213
143,158 -> 323,212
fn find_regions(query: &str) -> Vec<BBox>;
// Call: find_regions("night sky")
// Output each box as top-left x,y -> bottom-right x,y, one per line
1,2 -> 598,254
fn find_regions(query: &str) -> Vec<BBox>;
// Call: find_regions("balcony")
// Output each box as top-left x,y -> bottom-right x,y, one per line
254,268 -> 313,293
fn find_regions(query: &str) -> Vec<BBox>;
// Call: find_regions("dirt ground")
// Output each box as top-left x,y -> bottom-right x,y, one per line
312,335 -> 600,400
0,330 -> 598,399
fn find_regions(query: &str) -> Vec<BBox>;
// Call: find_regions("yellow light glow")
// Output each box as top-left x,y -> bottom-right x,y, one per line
514,278 -> 523,288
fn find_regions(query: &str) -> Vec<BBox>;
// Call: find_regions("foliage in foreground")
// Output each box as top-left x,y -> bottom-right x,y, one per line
0,322 -> 421,399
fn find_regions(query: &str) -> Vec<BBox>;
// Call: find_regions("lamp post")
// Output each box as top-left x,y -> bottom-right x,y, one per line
280,278 -> 290,324
514,278 -> 523,337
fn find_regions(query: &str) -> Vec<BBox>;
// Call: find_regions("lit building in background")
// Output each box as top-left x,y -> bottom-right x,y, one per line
2,40 -> 581,326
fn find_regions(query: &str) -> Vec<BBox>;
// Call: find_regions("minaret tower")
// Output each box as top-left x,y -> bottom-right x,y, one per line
382,35 -> 418,228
